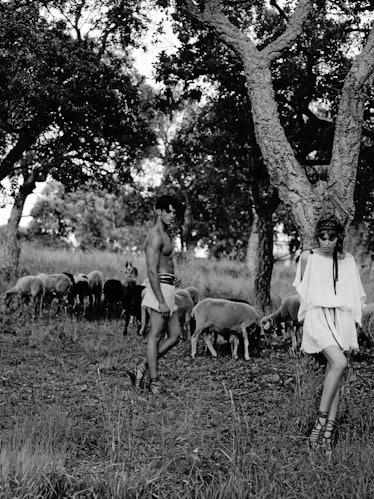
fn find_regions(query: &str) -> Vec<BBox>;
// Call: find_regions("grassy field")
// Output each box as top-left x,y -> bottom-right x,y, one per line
0,245 -> 373,498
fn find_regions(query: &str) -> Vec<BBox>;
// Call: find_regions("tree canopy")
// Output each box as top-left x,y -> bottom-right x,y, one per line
0,0 -> 156,190
29,180 -> 155,251
154,0 -> 374,247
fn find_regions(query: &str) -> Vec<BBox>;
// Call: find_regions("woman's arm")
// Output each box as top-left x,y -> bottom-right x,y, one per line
299,250 -> 311,280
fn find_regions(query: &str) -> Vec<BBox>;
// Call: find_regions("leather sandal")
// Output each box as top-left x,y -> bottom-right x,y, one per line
150,377 -> 162,395
308,411 -> 327,451
320,419 -> 336,457
135,362 -> 147,389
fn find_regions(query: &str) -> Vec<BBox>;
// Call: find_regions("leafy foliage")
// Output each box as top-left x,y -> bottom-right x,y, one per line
153,0 -> 374,252
0,0 -> 156,190
28,181 -> 155,251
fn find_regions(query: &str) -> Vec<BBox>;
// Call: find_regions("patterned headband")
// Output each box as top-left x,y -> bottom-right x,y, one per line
315,218 -> 343,236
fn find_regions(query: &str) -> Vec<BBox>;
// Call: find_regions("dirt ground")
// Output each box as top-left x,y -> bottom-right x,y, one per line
0,315 -> 373,496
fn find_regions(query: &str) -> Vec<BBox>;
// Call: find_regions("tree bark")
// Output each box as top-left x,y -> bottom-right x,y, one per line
185,0 -> 374,247
0,134 -> 37,182
2,172 -> 37,280
254,210 -> 274,314
246,209 -> 258,277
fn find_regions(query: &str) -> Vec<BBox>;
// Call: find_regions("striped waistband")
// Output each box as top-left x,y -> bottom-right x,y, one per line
158,273 -> 181,287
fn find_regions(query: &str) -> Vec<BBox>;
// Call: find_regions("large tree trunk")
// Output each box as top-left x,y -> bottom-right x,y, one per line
246,210 -> 258,276
186,0 -> 374,246
2,172 -> 37,280
254,211 -> 274,314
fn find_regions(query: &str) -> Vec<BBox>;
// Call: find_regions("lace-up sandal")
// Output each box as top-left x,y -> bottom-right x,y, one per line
150,377 -> 162,395
308,411 -> 327,451
135,362 -> 147,389
320,420 -> 336,457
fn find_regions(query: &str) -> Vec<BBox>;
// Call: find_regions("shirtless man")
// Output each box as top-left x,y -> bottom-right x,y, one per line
135,194 -> 182,394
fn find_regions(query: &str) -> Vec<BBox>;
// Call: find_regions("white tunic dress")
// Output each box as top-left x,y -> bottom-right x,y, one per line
293,252 -> 366,353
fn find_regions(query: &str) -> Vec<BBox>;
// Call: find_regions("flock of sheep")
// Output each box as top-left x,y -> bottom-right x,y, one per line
3,264 -> 373,359
4,270 -> 106,317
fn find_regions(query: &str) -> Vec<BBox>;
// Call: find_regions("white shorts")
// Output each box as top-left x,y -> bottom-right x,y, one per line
142,280 -> 177,314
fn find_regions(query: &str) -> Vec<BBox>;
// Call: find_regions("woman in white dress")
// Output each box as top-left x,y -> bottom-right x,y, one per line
293,216 -> 366,453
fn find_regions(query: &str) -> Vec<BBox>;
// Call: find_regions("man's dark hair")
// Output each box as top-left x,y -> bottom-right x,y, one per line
155,194 -> 183,216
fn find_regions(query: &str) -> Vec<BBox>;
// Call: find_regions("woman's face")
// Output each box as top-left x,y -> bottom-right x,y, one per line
317,231 -> 338,256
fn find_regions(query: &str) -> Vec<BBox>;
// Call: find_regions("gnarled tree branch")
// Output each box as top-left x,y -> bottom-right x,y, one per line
262,0 -> 312,61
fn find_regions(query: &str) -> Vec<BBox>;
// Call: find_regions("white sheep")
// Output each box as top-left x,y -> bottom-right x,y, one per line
175,289 -> 195,340
260,295 -> 302,352
185,286 -> 199,305
87,270 -> 104,308
4,275 -> 44,317
36,273 -> 73,313
190,298 -> 261,361
358,303 -> 374,347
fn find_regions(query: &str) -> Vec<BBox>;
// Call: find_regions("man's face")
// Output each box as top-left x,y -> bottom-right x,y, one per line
160,204 -> 176,226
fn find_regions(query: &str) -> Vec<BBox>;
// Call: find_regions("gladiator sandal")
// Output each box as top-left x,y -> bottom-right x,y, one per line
308,411 -> 327,451
135,362 -> 147,389
320,420 -> 336,457
150,377 -> 162,395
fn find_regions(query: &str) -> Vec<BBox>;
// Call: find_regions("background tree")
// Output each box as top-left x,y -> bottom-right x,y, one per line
169,0 -> 374,244
0,0 -> 156,277
152,0 -> 374,310
29,180 -> 155,251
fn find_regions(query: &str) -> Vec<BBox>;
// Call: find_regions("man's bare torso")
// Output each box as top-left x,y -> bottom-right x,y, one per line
145,225 -> 174,274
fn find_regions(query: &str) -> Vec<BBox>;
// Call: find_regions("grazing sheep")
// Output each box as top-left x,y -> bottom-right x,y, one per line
175,289 -> 195,340
73,274 -> 90,315
87,270 -> 104,308
62,272 -> 76,309
260,295 -> 302,352
103,279 -> 124,318
185,286 -> 199,305
4,275 -> 44,317
121,277 -> 138,335
36,273 -> 73,313
211,297 -> 253,351
122,284 -> 145,336
191,298 -> 262,361
358,303 -> 374,347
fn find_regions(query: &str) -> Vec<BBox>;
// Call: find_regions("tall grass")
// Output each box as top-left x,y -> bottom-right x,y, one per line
17,244 -> 147,283
0,247 -> 372,497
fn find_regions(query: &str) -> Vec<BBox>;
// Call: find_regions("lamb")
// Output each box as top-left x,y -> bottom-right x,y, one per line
4,275 -> 44,317
260,294 -> 302,352
190,298 -> 262,361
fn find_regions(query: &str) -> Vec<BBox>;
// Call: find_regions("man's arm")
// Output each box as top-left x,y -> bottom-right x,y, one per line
145,231 -> 170,316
